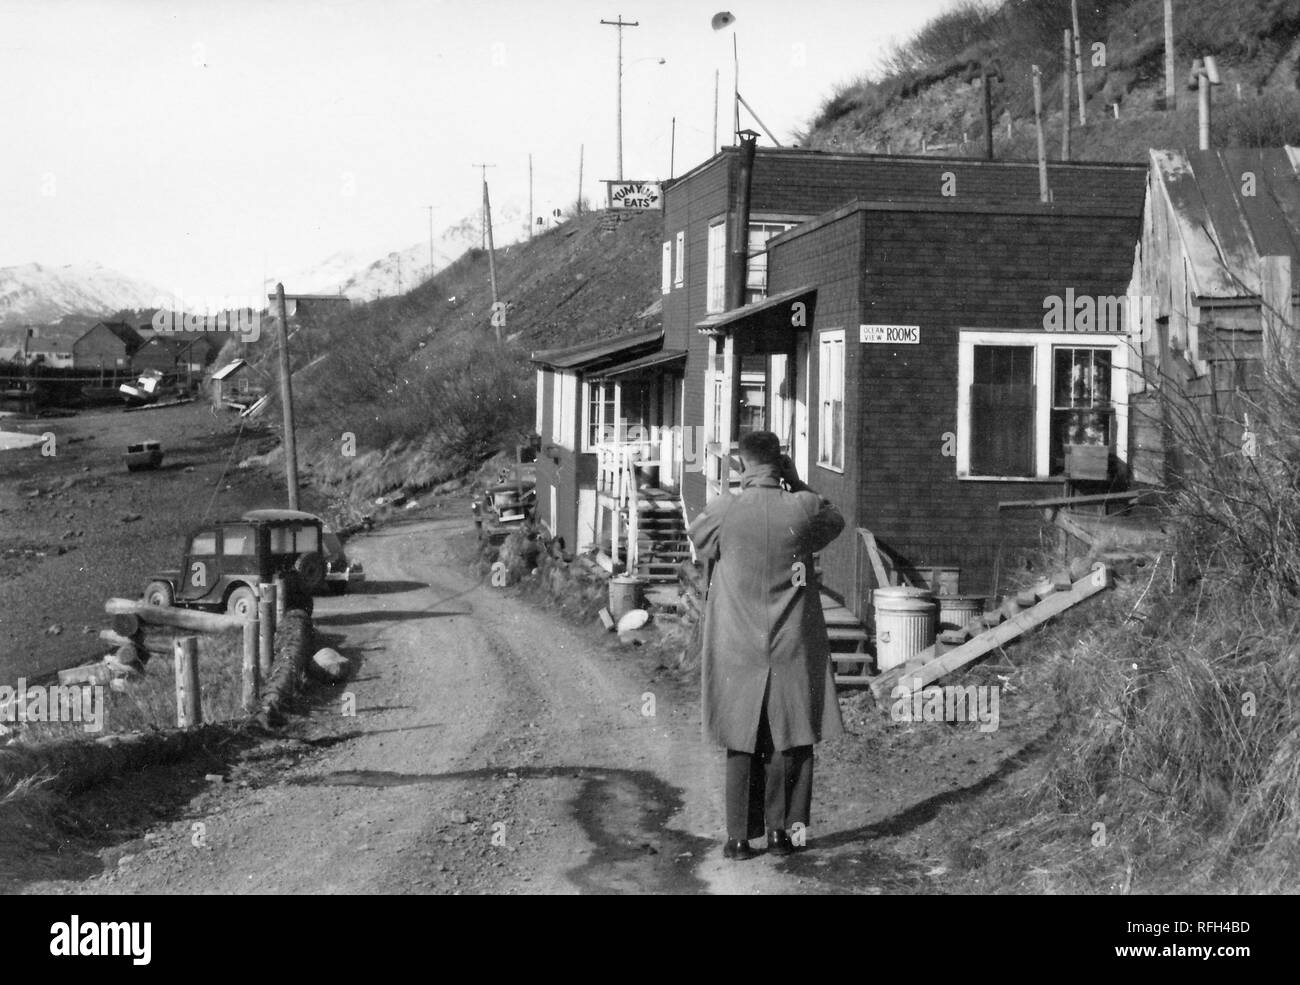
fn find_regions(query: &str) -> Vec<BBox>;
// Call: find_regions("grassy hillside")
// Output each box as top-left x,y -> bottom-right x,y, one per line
803,0 -> 1300,160
237,208 -> 662,506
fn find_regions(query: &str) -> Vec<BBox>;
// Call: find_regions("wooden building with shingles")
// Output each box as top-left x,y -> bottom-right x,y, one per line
533,145 -> 1150,618
1126,147 -> 1300,487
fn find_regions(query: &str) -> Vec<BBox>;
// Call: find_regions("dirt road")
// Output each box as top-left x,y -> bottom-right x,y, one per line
23,510 -> 1046,895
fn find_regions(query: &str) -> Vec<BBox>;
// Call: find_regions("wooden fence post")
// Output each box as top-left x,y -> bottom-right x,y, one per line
242,617 -> 259,713
259,583 -> 276,677
173,636 -> 202,727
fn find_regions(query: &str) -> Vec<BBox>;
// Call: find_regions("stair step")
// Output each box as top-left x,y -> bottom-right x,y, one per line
827,625 -> 870,640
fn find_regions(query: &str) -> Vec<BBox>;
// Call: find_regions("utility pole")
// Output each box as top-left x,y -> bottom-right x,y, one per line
670,116 -> 676,178
1071,0 -> 1086,125
1164,0 -> 1176,110
713,69 -> 719,154
483,175 -> 501,343
600,15 -> 639,180
577,143 -> 584,214
471,163 -> 496,248
273,283 -> 300,511
1032,66 -> 1049,204
1062,30 -> 1072,160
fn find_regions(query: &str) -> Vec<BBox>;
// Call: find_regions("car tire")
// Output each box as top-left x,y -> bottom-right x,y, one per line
144,580 -> 173,607
294,551 -> 326,593
226,585 -> 257,620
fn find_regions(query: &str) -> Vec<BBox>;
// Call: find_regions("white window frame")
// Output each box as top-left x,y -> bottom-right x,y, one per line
661,241 -> 672,295
705,219 -> 726,313
551,370 -> 578,450
817,329 -> 845,473
745,221 -> 797,303
956,329 -> 1129,480
582,378 -> 620,452
535,368 -> 546,438
674,230 -> 685,288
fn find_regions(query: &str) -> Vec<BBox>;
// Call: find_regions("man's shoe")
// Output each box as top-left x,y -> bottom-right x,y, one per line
723,839 -> 757,860
767,830 -> 795,856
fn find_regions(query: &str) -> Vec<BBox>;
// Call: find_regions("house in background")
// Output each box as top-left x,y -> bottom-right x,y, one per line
1126,147 -> 1300,486
530,327 -> 686,570
22,325 -> 86,368
73,320 -> 143,370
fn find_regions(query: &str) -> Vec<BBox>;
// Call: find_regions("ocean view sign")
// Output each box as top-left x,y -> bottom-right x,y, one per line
860,324 -> 920,344
606,181 -> 663,210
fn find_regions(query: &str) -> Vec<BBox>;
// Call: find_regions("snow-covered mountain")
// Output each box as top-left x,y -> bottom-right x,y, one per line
273,204 -> 538,301
0,262 -> 165,328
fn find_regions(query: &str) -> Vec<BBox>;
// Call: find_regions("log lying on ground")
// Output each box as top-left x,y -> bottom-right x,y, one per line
106,598 -> 244,634
258,609 -> 314,727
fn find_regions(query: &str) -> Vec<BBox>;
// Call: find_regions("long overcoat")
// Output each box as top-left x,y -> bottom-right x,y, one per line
687,464 -> 846,753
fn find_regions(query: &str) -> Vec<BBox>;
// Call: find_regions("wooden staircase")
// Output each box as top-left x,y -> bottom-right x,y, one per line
629,485 -> 690,583
824,592 -> 874,686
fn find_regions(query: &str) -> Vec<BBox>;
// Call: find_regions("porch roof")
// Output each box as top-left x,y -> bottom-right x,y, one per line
694,285 -> 817,336
528,327 -> 663,371
588,348 -> 686,380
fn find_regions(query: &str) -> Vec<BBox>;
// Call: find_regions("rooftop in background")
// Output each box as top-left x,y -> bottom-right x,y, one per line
1149,146 -> 1300,300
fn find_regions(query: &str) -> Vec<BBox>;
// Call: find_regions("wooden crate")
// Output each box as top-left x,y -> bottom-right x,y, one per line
1065,443 -> 1110,480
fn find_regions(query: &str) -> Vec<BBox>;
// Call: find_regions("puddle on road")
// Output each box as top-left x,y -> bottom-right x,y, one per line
290,765 -> 713,893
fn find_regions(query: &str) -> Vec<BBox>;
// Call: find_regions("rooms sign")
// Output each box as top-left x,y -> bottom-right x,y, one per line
860,324 -> 920,344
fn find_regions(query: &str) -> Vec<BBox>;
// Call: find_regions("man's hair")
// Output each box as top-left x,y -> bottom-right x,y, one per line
738,430 -> 781,467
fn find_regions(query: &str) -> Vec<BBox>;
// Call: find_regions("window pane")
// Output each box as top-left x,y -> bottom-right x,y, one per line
971,345 -> 1035,477
222,526 -> 255,556
269,527 -> 292,553
296,526 -> 319,553
191,532 -> 217,555
706,223 -> 726,313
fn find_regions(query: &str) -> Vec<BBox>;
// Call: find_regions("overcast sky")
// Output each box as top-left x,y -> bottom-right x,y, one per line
0,0 -> 959,302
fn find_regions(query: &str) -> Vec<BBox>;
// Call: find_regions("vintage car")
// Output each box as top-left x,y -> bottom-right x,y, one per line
124,440 -> 164,471
322,527 -> 364,594
143,509 -> 327,617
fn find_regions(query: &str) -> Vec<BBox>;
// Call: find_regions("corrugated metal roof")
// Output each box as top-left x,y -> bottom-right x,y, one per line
1151,147 -> 1300,299
211,358 -> 248,380
529,327 -> 663,370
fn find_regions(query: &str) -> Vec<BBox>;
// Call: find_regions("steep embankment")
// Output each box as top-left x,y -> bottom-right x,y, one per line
801,0 -> 1300,161
241,208 -> 663,504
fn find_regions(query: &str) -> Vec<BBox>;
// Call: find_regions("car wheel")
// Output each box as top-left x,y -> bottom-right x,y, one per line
144,580 -> 173,607
294,551 -> 326,593
226,585 -> 257,620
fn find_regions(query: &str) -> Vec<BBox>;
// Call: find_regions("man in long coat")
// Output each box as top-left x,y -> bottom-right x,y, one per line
688,430 -> 845,860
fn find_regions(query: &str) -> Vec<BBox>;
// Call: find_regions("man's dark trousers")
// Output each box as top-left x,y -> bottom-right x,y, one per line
724,684 -> 813,841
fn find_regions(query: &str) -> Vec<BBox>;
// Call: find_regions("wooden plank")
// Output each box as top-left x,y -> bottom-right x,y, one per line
998,491 -> 1145,511
870,564 -> 1110,699
858,528 -> 891,590
107,598 -> 244,633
